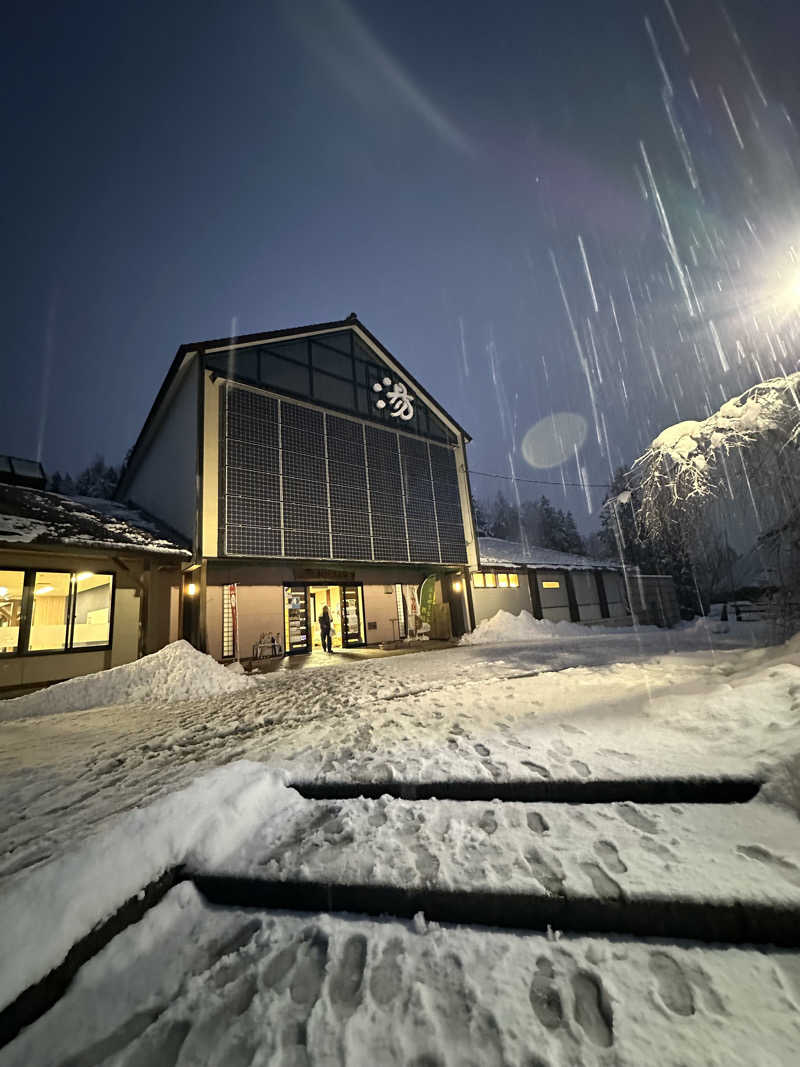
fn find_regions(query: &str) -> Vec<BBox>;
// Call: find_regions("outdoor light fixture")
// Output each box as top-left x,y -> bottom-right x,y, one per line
452,579 -> 463,593
186,583 -> 198,596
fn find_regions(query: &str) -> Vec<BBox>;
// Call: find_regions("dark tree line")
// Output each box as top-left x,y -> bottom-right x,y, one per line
47,455 -> 120,499
474,491 -> 586,556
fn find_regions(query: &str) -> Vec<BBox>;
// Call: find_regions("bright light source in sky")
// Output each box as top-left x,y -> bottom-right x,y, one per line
763,246 -> 800,320
521,412 -> 588,469
783,269 -> 800,307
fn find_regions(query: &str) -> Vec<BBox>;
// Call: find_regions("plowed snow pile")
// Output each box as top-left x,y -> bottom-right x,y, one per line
461,608 -> 638,644
0,640 -> 253,720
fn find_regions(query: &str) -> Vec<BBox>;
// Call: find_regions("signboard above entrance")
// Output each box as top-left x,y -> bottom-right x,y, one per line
294,568 -> 357,582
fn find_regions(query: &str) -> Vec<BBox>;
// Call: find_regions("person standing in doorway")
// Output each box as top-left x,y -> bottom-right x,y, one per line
319,604 -> 333,653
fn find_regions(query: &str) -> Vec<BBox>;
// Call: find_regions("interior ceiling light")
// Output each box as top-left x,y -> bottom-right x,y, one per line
75,572 -> 94,582
34,585 -> 54,595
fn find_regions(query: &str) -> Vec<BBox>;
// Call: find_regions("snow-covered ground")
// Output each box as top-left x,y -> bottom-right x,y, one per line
2,619 -> 800,1065
6,880 -> 800,1067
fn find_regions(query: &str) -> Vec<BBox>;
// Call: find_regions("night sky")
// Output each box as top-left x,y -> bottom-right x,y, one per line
4,0 -> 800,530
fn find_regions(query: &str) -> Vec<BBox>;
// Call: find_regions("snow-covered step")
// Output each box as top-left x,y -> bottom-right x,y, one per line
216,796 -> 800,911
7,883 -> 800,1067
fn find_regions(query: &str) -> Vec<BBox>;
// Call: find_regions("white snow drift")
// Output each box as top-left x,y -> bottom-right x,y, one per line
0,640 -> 255,721
461,608 -> 642,645
0,760 -> 296,1013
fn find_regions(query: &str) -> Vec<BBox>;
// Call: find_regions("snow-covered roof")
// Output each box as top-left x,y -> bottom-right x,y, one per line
0,485 -> 191,558
477,536 -> 620,572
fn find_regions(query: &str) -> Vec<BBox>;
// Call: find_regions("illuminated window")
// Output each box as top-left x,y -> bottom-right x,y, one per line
0,570 -> 24,654
485,572 -> 497,588
542,580 -> 561,589
0,568 -> 115,655
472,573 -> 485,588
498,573 -> 509,587
29,572 -> 71,651
71,573 -> 113,648
509,573 -> 519,588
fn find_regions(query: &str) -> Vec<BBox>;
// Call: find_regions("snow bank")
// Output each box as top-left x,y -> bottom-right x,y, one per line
0,640 -> 254,721
461,609 -> 637,645
0,760 -> 300,1013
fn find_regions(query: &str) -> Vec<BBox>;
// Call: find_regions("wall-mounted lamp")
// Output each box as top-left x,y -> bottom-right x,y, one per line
186,582 -> 198,597
452,579 -> 463,594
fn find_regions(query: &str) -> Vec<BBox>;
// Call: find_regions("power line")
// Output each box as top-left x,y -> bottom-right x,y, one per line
470,469 -> 612,489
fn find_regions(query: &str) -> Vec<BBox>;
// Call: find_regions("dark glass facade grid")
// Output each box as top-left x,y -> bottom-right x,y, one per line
206,329 -> 455,444
222,383 -> 467,564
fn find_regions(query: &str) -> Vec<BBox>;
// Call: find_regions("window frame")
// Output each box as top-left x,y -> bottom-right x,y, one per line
0,567 -> 26,656
0,566 -> 116,657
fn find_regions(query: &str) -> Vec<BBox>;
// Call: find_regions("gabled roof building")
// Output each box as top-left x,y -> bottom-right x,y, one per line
116,315 -> 479,657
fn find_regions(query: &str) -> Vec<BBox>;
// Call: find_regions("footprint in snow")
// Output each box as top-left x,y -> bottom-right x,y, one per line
649,952 -> 695,1016
571,971 -> 614,1047
329,934 -> 367,1018
412,843 -> 440,881
474,743 -> 491,757
527,811 -> 549,835
479,809 -> 498,835
527,847 -> 566,895
640,836 -> 675,860
522,761 -> 552,779
570,760 -> 590,778
529,956 -> 563,1029
580,862 -> 623,900
370,939 -> 404,1007
736,844 -> 800,887
615,804 -> 659,834
290,929 -> 329,1008
593,840 -> 627,873
551,739 -> 573,756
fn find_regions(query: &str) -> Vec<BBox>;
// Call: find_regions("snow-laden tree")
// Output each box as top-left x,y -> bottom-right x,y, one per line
630,373 -> 800,542
622,373 -> 800,625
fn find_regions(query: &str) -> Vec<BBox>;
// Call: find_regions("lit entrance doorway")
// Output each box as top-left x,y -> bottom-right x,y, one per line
283,583 -> 365,654
309,584 -> 341,651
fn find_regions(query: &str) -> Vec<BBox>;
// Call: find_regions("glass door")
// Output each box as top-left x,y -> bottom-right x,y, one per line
340,584 -> 364,647
284,585 -> 310,653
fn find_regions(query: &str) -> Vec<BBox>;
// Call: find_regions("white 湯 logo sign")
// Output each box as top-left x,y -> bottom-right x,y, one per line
373,377 -> 414,421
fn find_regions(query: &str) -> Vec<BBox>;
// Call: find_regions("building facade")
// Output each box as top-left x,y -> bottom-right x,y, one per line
116,316 -> 478,659
0,480 -> 187,693
472,538 -> 680,628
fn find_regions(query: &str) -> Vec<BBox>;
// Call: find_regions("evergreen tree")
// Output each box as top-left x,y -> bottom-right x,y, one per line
488,491 -> 519,540
471,496 -> 491,537
47,470 -> 76,495
74,455 -> 119,499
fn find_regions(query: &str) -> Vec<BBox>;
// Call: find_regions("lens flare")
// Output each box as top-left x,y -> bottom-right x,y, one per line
521,412 -> 588,470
